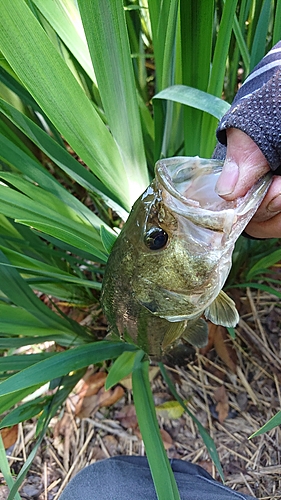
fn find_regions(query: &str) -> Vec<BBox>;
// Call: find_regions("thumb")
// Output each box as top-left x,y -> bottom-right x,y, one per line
215,128 -> 270,200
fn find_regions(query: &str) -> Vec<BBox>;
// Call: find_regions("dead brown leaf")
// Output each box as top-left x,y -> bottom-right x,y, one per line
134,427 -> 173,450
213,385 -> 229,423
120,366 -> 159,391
197,460 -> 213,476
1,425 -> 18,449
199,321 -> 216,356
102,435 -> 118,455
100,386 -> 124,408
76,385 -> 124,418
79,372 -> 107,398
200,323 -> 237,374
213,324 -> 237,373
160,429 -> 173,450
115,404 -> 138,429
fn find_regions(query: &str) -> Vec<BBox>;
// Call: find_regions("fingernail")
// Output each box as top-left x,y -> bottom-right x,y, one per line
267,194 -> 281,212
215,160 -> 239,196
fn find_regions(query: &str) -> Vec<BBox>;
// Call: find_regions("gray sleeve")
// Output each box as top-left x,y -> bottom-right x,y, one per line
215,41 -> 281,171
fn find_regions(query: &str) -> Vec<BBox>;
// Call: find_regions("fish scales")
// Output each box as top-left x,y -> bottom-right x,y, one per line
102,157 -> 271,360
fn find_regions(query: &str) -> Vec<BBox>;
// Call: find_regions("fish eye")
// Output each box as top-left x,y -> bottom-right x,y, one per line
144,227 -> 168,250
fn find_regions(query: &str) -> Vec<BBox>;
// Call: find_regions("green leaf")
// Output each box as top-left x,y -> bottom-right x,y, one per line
0,249 -> 81,335
180,0 -> 215,156
200,0 -> 239,156
0,98 -> 127,218
0,353 -> 56,372
0,395 -> 50,429
273,0 -> 281,45
105,350 -> 143,390
0,247 -> 101,291
227,327 -> 236,340
132,358 -> 181,500
77,0 -> 149,199
246,249 -> 281,280
159,363 -> 224,481
250,0 -> 272,70
0,434 -> 21,500
0,182 -> 107,262
0,0 -> 132,210
32,0 -> 96,82
0,133 -> 107,230
249,410 -> 281,438
0,385 -> 43,414
232,282 -> 281,299
148,0 -> 179,90
0,306 -> 84,346
0,336 -> 74,348
100,225 -> 118,256
0,342 -> 137,398
154,85 -> 230,120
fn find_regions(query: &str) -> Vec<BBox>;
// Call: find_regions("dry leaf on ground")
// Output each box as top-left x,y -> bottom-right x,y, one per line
78,372 -> 107,398
1,425 -> 18,449
212,324 -> 237,373
160,429 -> 174,450
213,385 -> 229,423
76,385 -> 124,418
120,366 -> 159,390
115,404 -> 138,429
156,400 -> 188,419
134,427 -> 174,450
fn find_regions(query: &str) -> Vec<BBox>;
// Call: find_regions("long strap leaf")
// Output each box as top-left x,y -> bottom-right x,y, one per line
77,0 -> 149,197
132,359 -> 181,500
0,0 -> 131,209
159,362 -> 224,481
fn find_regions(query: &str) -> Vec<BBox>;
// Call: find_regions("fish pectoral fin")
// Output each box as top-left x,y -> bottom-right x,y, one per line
182,318 -> 209,348
204,290 -> 239,327
162,322 -> 187,351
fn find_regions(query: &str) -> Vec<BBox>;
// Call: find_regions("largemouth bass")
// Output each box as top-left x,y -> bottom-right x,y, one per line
102,157 -> 271,359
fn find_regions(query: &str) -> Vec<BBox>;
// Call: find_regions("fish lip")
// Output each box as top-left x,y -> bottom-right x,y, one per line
155,156 -> 272,234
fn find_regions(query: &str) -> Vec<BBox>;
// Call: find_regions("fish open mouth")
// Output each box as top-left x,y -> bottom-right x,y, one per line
155,156 -> 271,235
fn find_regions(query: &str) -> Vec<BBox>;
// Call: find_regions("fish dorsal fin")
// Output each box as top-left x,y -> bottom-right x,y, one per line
181,318 -> 209,348
204,290 -> 239,327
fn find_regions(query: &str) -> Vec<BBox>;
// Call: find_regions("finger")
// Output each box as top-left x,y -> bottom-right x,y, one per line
245,212 -> 281,239
250,176 -> 281,222
215,128 -> 270,200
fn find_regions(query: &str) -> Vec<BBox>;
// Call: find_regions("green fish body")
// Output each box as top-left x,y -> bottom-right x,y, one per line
102,157 -> 271,359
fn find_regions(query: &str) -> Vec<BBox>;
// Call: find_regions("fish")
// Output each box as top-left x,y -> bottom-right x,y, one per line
101,156 -> 271,360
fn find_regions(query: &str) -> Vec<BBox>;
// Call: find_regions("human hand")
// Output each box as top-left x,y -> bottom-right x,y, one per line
215,128 -> 281,238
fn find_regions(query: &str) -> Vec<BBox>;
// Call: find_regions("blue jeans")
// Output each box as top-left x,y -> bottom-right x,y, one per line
59,456 -> 256,499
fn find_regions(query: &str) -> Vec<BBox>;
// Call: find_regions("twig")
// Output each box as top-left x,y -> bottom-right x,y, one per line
44,461 -> 48,500
236,366 -> 257,405
84,418 -> 138,441
19,423 -> 26,462
239,318 -> 281,369
246,288 -> 269,349
240,471 -> 256,497
54,429 -> 95,500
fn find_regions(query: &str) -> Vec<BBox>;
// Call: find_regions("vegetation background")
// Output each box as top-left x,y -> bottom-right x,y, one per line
0,1 -> 281,498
